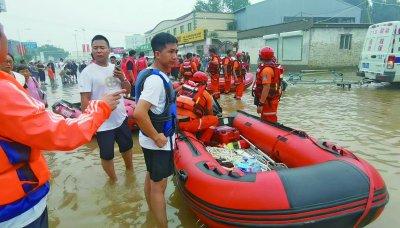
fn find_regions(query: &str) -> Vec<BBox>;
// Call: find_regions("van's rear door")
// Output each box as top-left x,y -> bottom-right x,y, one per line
361,23 -> 396,76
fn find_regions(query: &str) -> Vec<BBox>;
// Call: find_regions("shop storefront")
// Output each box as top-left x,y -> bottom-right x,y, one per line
177,28 -> 206,56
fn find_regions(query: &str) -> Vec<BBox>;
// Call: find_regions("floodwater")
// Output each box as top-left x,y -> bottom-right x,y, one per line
43,71 -> 399,227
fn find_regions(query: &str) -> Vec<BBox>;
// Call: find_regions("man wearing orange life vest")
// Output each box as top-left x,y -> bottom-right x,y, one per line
207,47 -> 221,99
177,71 -> 219,144
233,52 -> 247,100
222,50 -> 234,94
253,46 -> 284,123
179,53 -> 197,81
0,22 -> 123,227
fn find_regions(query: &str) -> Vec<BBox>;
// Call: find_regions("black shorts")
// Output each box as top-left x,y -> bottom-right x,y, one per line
142,147 -> 174,182
96,118 -> 133,160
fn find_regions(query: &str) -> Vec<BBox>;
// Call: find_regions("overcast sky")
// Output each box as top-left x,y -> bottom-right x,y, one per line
0,0 -> 263,52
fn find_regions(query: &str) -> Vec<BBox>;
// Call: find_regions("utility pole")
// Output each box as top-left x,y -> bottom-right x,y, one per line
366,0 -> 373,24
74,30 -> 79,60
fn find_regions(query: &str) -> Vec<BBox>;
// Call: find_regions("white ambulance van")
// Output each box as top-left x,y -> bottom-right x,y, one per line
358,21 -> 400,83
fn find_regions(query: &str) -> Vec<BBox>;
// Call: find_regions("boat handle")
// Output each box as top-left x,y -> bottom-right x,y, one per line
178,170 -> 188,182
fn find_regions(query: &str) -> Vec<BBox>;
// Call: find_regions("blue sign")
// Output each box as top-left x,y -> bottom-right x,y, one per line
22,42 -> 38,50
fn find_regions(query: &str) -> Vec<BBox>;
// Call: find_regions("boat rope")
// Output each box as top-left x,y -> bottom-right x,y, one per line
270,129 -> 298,156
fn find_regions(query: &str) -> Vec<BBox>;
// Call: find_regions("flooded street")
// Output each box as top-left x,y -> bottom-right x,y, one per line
44,71 -> 399,227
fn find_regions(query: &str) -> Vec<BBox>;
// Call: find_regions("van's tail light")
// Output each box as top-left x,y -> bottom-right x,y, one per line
387,55 -> 395,69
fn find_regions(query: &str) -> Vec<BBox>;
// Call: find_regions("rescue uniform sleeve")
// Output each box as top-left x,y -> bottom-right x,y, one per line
261,67 -> 274,85
78,68 -> 92,93
204,91 -> 214,114
191,62 -> 198,72
0,80 -> 111,151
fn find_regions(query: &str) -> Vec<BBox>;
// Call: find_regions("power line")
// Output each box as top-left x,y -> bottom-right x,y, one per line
315,1 -> 367,24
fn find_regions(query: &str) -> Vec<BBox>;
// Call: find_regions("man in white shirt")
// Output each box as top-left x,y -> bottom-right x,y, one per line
79,35 -> 133,182
133,32 -> 178,228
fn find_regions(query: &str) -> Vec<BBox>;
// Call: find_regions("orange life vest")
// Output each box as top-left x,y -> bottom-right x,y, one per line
207,54 -> 221,75
254,63 -> 284,99
176,80 -> 208,117
223,57 -> 234,75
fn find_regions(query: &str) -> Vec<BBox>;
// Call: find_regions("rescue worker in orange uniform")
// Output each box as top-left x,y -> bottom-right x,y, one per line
193,54 -> 202,71
207,47 -> 221,99
177,71 -> 219,144
222,50 -> 234,94
0,22 -> 124,227
179,53 -> 197,82
253,46 -> 284,123
233,52 -> 247,100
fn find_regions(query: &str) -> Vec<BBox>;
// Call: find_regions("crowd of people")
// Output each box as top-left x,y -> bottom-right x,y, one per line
0,17 -> 284,227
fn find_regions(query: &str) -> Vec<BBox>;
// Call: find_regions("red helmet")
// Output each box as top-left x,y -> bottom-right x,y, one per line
191,71 -> 208,83
259,46 -> 275,60
236,52 -> 242,59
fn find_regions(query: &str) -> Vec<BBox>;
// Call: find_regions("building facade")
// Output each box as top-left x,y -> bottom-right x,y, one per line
125,34 -> 145,50
144,11 -> 237,57
238,20 -> 370,68
0,0 -> 6,12
235,0 -> 362,31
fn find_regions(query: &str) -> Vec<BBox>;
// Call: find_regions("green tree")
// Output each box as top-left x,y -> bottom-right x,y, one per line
194,0 -> 250,13
223,0 -> 250,12
37,44 -> 69,61
194,0 -> 223,13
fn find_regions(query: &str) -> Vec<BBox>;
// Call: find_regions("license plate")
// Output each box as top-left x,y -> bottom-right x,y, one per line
362,63 -> 370,69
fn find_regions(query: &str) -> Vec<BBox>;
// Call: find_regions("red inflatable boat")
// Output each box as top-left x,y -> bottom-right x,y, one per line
52,98 -> 137,130
174,110 -> 388,227
206,72 -> 254,92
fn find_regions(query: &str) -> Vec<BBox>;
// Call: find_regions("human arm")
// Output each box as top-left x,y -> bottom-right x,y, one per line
259,84 -> 271,105
81,92 -> 91,111
114,67 -> 131,95
0,80 -> 124,151
259,68 -> 273,105
205,92 -> 214,115
232,61 -> 238,80
223,60 -> 228,76
132,76 -> 168,148
133,100 -> 167,148
191,62 -> 198,73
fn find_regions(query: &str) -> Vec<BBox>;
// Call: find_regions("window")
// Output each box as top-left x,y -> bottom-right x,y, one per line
180,25 -> 184,34
188,23 -> 192,32
173,28 -> 177,36
340,34 -> 352,50
227,22 -> 236,30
